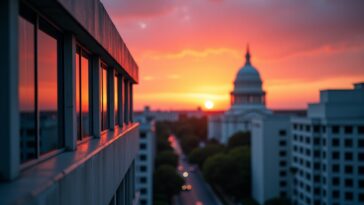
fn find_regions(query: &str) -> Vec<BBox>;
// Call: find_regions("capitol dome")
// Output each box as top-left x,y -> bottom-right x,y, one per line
230,45 -> 266,110
233,46 -> 263,94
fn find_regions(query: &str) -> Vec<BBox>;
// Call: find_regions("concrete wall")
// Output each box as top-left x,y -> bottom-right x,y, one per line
0,125 -> 139,205
57,0 -> 138,82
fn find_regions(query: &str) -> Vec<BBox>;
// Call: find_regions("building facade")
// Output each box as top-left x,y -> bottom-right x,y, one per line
251,83 -> 364,205
251,115 -> 292,204
208,47 -> 271,143
134,107 -> 156,205
291,83 -> 364,205
0,0 -> 139,205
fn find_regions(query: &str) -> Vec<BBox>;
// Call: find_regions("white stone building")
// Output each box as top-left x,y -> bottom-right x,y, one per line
291,82 -> 364,205
134,107 -> 156,205
208,47 -> 271,143
251,115 -> 292,204
251,82 -> 364,205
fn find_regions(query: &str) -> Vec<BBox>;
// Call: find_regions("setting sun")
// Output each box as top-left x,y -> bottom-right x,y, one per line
204,100 -> 214,110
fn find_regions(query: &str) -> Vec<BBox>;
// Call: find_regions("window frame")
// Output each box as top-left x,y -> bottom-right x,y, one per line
100,61 -> 109,132
19,4 -> 65,168
75,46 -> 92,141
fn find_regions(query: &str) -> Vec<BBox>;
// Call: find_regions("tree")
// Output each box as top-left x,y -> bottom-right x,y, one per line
188,144 -> 225,167
154,165 -> 185,201
227,131 -> 250,149
202,146 -> 251,201
265,197 -> 291,205
155,151 -> 178,168
156,136 -> 173,153
180,135 -> 199,154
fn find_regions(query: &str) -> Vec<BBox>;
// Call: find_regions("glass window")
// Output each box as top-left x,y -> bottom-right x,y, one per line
114,75 -> 119,125
76,48 -> 90,140
100,64 -> 108,131
124,79 -> 129,124
38,29 -> 59,155
19,12 -> 63,162
19,16 -> 36,163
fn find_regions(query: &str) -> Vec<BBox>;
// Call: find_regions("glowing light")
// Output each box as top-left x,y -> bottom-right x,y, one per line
183,171 -> 189,177
204,100 -> 214,109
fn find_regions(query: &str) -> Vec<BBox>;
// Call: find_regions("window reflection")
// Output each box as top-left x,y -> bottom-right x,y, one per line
76,51 -> 80,139
124,80 -> 129,124
19,14 -> 62,161
81,55 -> 90,137
38,29 -> 59,155
101,65 -> 108,131
76,49 -> 90,140
19,16 -> 36,162
114,75 -> 118,125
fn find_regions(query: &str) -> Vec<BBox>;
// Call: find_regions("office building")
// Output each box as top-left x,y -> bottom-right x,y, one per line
0,0 -> 139,204
134,107 -> 156,205
291,82 -> 364,205
251,115 -> 292,204
252,82 -> 364,205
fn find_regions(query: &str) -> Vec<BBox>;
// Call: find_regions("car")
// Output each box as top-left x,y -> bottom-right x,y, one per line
181,184 -> 192,191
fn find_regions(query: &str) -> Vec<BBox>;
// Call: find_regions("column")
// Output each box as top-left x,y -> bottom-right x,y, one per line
0,0 -> 19,180
63,33 -> 77,150
91,56 -> 101,138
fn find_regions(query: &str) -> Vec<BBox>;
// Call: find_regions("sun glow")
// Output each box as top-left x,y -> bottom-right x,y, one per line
204,100 -> 214,110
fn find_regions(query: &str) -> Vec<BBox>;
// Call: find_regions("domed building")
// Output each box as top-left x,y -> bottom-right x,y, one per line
208,46 -> 271,143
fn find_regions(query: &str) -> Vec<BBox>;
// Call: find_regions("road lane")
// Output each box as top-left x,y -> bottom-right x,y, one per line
169,135 -> 222,205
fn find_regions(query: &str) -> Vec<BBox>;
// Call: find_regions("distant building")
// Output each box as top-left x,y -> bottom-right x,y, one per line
0,1 -> 139,205
208,46 -> 271,143
134,107 -> 205,123
251,82 -> 364,205
134,107 -> 156,205
135,108 -> 180,122
291,82 -> 364,205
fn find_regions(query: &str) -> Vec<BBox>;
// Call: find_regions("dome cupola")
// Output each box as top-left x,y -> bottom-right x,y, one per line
230,45 -> 266,111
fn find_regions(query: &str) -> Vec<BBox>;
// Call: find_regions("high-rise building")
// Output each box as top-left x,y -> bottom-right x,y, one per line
291,82 -> 364,205
251,82 -> 364,205
208,46 -> 271,143
0,1 -> 139,205
134,107 -> 156,205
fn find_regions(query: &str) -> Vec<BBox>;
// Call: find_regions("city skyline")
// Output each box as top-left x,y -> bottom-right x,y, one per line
102,0 -> 364,110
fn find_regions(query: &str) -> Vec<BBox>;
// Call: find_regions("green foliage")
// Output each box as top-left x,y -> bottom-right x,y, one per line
188,144 -> 225,167
153,165 -> 185,200
202,146 -> 251,200
227,131 -> 251,149
180,135 -> 199,154
153,194 -> 169,205
171,116 -> 208,141
155,151 -> 179,168
156,136 -> 173,153
206,138 -> 220,145
155,121 -> 172,140
265,198 -> 291,205
242,198 -> 259,205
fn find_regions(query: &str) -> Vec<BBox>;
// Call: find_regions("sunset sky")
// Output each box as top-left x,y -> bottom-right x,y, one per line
102,0 -> 364,111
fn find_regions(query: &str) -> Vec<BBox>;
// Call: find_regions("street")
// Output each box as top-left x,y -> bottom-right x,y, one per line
169,135 -> 222,205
